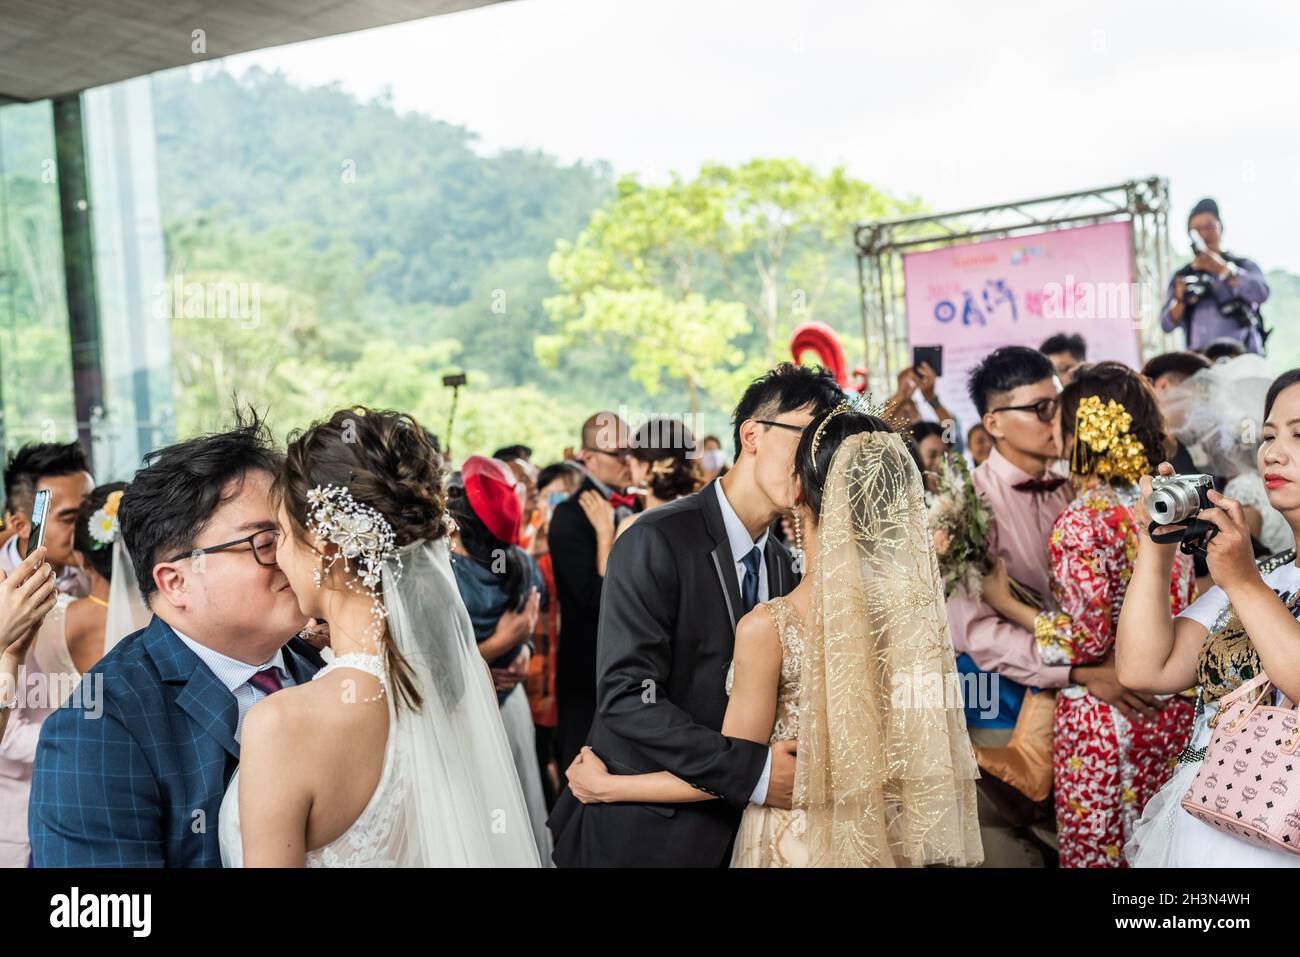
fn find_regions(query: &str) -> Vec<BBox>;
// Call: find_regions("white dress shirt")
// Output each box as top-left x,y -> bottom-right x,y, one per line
172,630 -> 295,743
713,481 -> 773,805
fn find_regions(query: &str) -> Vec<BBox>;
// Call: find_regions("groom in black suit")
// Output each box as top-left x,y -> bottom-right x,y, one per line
549,364 -> 844,866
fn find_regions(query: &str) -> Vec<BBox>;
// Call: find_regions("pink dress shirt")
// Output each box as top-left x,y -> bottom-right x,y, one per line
946,446 -> 1074,689
0,537 -> 85,867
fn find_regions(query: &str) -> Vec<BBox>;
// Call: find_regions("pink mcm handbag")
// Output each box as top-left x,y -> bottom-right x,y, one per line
1181,671 -> 1300,854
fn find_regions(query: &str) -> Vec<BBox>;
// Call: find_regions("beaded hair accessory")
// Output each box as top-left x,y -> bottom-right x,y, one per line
305,484 -> 402,646
87,489 -> 125,551
1071,394 -> 1149,484
809,393 -> 892,463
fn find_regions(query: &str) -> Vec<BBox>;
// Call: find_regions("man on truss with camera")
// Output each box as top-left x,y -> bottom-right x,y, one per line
1160,197 -> 1271,355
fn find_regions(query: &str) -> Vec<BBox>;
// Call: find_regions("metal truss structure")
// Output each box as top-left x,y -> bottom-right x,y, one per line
854,177 -> 1178,393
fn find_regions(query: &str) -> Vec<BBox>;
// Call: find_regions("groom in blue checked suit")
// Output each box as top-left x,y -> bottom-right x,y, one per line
30,412 -> 323,867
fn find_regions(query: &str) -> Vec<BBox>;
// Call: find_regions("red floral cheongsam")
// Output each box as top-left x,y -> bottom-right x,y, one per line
1033,480 -> 1196,868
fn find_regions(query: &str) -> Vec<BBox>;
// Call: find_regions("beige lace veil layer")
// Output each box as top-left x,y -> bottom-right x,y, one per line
794,430 -> 983,867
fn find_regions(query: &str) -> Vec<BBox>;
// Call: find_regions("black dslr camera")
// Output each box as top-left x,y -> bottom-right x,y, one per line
1147,473 -> 1218,557
1181,271 -> 1214,307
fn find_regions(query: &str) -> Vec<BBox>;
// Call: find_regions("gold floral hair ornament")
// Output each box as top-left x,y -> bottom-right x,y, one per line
87,489 -> 124,551
649,458 -> 677,477
1071,394 -> 1149,484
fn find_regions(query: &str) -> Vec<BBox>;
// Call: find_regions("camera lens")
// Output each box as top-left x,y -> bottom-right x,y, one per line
1149,482 -> 1199,525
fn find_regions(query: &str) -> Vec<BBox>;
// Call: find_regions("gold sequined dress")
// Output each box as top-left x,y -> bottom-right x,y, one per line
727,596 -> 809,868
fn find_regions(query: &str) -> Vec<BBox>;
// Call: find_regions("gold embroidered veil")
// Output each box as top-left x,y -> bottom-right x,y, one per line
795,429 -> 983,867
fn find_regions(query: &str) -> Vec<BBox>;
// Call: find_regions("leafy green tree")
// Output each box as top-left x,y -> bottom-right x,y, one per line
541,159 -> 920,417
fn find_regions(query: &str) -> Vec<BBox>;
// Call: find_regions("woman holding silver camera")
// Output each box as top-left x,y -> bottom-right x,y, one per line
1119,368 -> 1300,866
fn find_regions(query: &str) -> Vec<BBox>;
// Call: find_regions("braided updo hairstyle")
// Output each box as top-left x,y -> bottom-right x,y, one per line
275,407 -> 447,710
628,417 -> 703,501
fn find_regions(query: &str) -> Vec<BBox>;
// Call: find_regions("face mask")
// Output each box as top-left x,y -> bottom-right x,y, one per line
702,449 -> 727,472
546,491 -> 569,509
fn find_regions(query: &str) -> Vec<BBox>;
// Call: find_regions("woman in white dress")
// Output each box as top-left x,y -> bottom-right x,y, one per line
219,408 -> 539,867
1120,369 -> 1300,866
40,484 -> 150,694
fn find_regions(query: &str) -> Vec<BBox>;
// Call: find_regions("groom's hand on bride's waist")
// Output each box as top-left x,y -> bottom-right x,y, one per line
763,740 -> 797,810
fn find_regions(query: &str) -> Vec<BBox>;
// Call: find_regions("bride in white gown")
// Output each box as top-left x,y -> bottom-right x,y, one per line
219,409 -> 540,867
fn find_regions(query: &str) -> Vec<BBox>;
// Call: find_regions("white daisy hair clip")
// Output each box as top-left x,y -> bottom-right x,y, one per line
87,489 -> 125,550
304,484 -> 402,637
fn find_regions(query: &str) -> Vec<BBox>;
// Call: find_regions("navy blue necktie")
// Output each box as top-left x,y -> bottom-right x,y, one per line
739,546 -> 762,617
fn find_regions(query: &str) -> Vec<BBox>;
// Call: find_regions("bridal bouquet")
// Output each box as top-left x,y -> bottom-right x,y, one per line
926,453 -> 1038,606
926,454 -> 991,600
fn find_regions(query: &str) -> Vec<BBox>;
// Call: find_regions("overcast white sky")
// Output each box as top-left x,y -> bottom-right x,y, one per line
228,0 -> 1300,272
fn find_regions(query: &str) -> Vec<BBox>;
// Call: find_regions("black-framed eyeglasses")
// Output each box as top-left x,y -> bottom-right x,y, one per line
754,420 -> 806,435
987,397 -> 1060,423
583,446 -> 629,461
167,528 -> 280,567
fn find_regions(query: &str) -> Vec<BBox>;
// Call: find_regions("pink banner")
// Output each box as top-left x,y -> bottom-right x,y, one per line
902,221 -> 1140,436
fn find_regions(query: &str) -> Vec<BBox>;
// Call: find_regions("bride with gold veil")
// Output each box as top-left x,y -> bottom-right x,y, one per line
565,403 -> 982,867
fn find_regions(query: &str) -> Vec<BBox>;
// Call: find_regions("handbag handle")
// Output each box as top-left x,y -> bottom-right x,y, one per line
1220,672 -> 1276,734
1220,672 -> 1300,745
1220,671 -> 1273,709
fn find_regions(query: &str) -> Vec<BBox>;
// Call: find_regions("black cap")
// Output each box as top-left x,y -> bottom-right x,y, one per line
1188,197 -> 1220,229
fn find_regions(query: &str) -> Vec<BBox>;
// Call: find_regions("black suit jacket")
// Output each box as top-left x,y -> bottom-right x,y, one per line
548,478 -> 797,867
550,476 -> 609,700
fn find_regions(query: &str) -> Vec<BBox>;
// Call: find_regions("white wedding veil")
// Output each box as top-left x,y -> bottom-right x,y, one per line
1163,353 -> 1273,479
381,537 -> 541,867
104,537 -> 150,655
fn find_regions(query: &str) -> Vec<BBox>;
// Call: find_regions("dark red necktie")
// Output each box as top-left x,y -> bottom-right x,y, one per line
247,667 -> 284,697
1012,477 -> 1067,494
608,492 -> 637,509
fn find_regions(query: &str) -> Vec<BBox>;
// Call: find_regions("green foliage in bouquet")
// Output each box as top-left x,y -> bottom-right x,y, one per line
926,453 -> 993,600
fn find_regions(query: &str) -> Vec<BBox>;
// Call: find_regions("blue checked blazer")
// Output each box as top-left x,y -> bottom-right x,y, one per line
29,616 -> 324,867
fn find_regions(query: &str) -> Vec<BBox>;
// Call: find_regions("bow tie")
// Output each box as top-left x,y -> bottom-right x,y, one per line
1012,477 -> 1067,494
608,492 -> 638,509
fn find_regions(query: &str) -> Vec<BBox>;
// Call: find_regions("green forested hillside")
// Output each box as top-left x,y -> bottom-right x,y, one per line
152,66 -> 646,457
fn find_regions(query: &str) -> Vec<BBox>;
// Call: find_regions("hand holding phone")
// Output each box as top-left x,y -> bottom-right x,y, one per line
0,545 -> 56,659
24,489 -> 51,559
913,345 -> 943,379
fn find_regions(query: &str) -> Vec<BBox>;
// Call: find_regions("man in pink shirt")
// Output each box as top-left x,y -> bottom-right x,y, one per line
948,347 -> 1130,866
0,442 -> 92,867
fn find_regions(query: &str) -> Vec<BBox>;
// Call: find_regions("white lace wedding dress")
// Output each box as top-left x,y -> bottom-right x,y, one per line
219,653 -> 404,867
219,538 -> 541,868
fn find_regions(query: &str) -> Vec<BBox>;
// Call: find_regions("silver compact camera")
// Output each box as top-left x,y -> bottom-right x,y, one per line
1148,473 -> 1214,526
